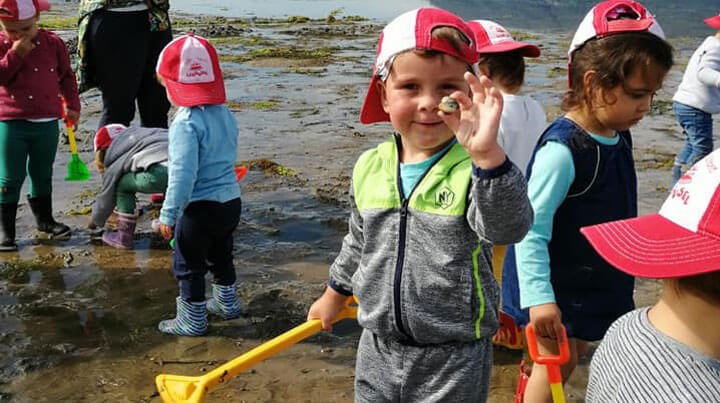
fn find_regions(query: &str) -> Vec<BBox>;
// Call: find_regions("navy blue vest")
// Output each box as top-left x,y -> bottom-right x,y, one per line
503,117 -> 636,340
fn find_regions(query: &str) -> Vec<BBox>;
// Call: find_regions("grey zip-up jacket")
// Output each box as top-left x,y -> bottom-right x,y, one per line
329,136 -> 533,345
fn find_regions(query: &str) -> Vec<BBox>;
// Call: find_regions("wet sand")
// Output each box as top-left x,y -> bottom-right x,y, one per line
0,3 -> 717,402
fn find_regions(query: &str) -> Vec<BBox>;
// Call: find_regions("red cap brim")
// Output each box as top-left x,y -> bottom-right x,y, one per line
581,214 -> 720,279
705,16 -> 720,30
359,75 -> 390,124
478,41 -> 541,58
163,78 -> 226,108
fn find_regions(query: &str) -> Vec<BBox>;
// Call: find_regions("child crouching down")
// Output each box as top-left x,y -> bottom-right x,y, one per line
582,149 -> 720,402
0,0 -> 80,251
89,123 -> 168,249
155,34 -> 243,336
306,8 -> 533,402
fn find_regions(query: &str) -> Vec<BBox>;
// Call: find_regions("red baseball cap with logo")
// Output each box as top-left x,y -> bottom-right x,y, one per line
156,34 -> 226,107
568,0 -> 664,60
565,0 -> 664,87
94,123 -> 127,152
360,8 -> 479,124
0,0 -> 49,20
581,149 -> 720,278
705,13 -> 720,30
467,20 -> 540,57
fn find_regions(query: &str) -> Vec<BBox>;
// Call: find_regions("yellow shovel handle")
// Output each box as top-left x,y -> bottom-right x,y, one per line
66,123 -> 78,155
60,97 -> 78,155
550,382 -> 566,403
195,298 -> 356,393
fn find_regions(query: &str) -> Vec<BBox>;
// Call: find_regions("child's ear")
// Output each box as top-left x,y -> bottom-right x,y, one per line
582,69 -> 598,107
378,80 -> 390,114
378,80 -> 388,111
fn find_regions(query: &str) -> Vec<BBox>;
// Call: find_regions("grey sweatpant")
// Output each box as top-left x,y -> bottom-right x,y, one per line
355,329 -> 492,403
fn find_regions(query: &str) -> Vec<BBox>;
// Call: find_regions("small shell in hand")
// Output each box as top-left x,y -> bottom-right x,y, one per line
438,96 -> 459,113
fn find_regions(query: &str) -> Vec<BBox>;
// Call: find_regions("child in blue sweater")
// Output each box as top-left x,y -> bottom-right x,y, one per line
501,1 -> 674,401
154,34 -> 243,336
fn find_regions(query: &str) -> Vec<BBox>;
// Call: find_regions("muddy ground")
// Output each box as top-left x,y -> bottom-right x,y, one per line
0,3 -> 716,402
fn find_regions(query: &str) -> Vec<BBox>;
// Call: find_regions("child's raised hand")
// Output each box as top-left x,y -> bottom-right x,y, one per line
307,286 -> 348,332
11,36 -> 35,57
439,72 -> 506,169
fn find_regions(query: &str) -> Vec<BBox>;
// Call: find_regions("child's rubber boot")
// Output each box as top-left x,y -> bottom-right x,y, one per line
101,212 -> 137,249
492,311 -> 524,350
158,297 -> 207,336
514,360 -> 530,403
207,283 -> 244,319
0,202 -> 18,251
27,195 -> 71,240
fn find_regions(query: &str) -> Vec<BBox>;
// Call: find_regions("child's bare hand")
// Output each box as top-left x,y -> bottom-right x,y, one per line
439,72 -> 506,169
157,222 -> 173,240
65,110 -> 80,131
307,286 -> 348,332
529,303 -> 564,341
11,36 -> 35,57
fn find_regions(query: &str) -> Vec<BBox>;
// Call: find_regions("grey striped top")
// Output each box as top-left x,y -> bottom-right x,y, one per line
587,307 -> 720,403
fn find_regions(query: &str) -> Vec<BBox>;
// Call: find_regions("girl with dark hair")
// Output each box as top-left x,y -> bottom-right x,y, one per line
501,1 -> 674,401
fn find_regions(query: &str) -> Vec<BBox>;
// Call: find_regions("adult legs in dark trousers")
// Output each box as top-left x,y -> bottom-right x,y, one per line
88,9 -> 172,129
172,198 -> 243,303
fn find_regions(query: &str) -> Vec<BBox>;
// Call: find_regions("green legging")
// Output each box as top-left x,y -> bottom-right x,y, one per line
0,120 -> 59,203
116,164 -> 168,214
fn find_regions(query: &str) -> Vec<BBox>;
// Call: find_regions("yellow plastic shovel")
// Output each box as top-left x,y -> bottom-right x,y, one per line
156,297 -> 357,403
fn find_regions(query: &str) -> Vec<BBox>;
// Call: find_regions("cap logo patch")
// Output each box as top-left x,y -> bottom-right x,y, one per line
178,38 -> 215,84
607,5 -> 640,21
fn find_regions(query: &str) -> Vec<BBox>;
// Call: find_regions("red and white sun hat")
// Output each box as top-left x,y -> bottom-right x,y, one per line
568,0 -> 664,60
704,13 -> 720,30
156,33 -> 226,107
467,20 -> 540,57
0,0 -> 49,20
581,149 -> 720,279
94,123 -> 127,152
360,8 -> 479,124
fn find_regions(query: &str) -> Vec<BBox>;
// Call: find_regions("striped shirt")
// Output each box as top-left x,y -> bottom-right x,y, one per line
587,307 -> 720,403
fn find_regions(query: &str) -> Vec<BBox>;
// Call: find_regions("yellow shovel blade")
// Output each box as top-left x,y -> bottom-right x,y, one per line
156,298 -> 357,403
156,374 -> 207,403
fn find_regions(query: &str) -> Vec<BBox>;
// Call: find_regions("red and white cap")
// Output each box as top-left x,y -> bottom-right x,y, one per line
360,8 -> 478,124
705,13 -> 720,30
568,0 -> 664,60
156,34 -> 226,107
0,0 -> 49,20
467,20 -> 540,57
581,149 -> 720,279
94,124 -> 127,152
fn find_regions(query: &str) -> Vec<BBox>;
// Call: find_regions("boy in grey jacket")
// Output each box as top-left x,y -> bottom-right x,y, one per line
307,8 -> 532,402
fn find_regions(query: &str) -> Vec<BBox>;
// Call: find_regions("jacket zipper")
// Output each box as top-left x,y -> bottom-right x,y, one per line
393,198 -> 410,337
391,136 -> 455,340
